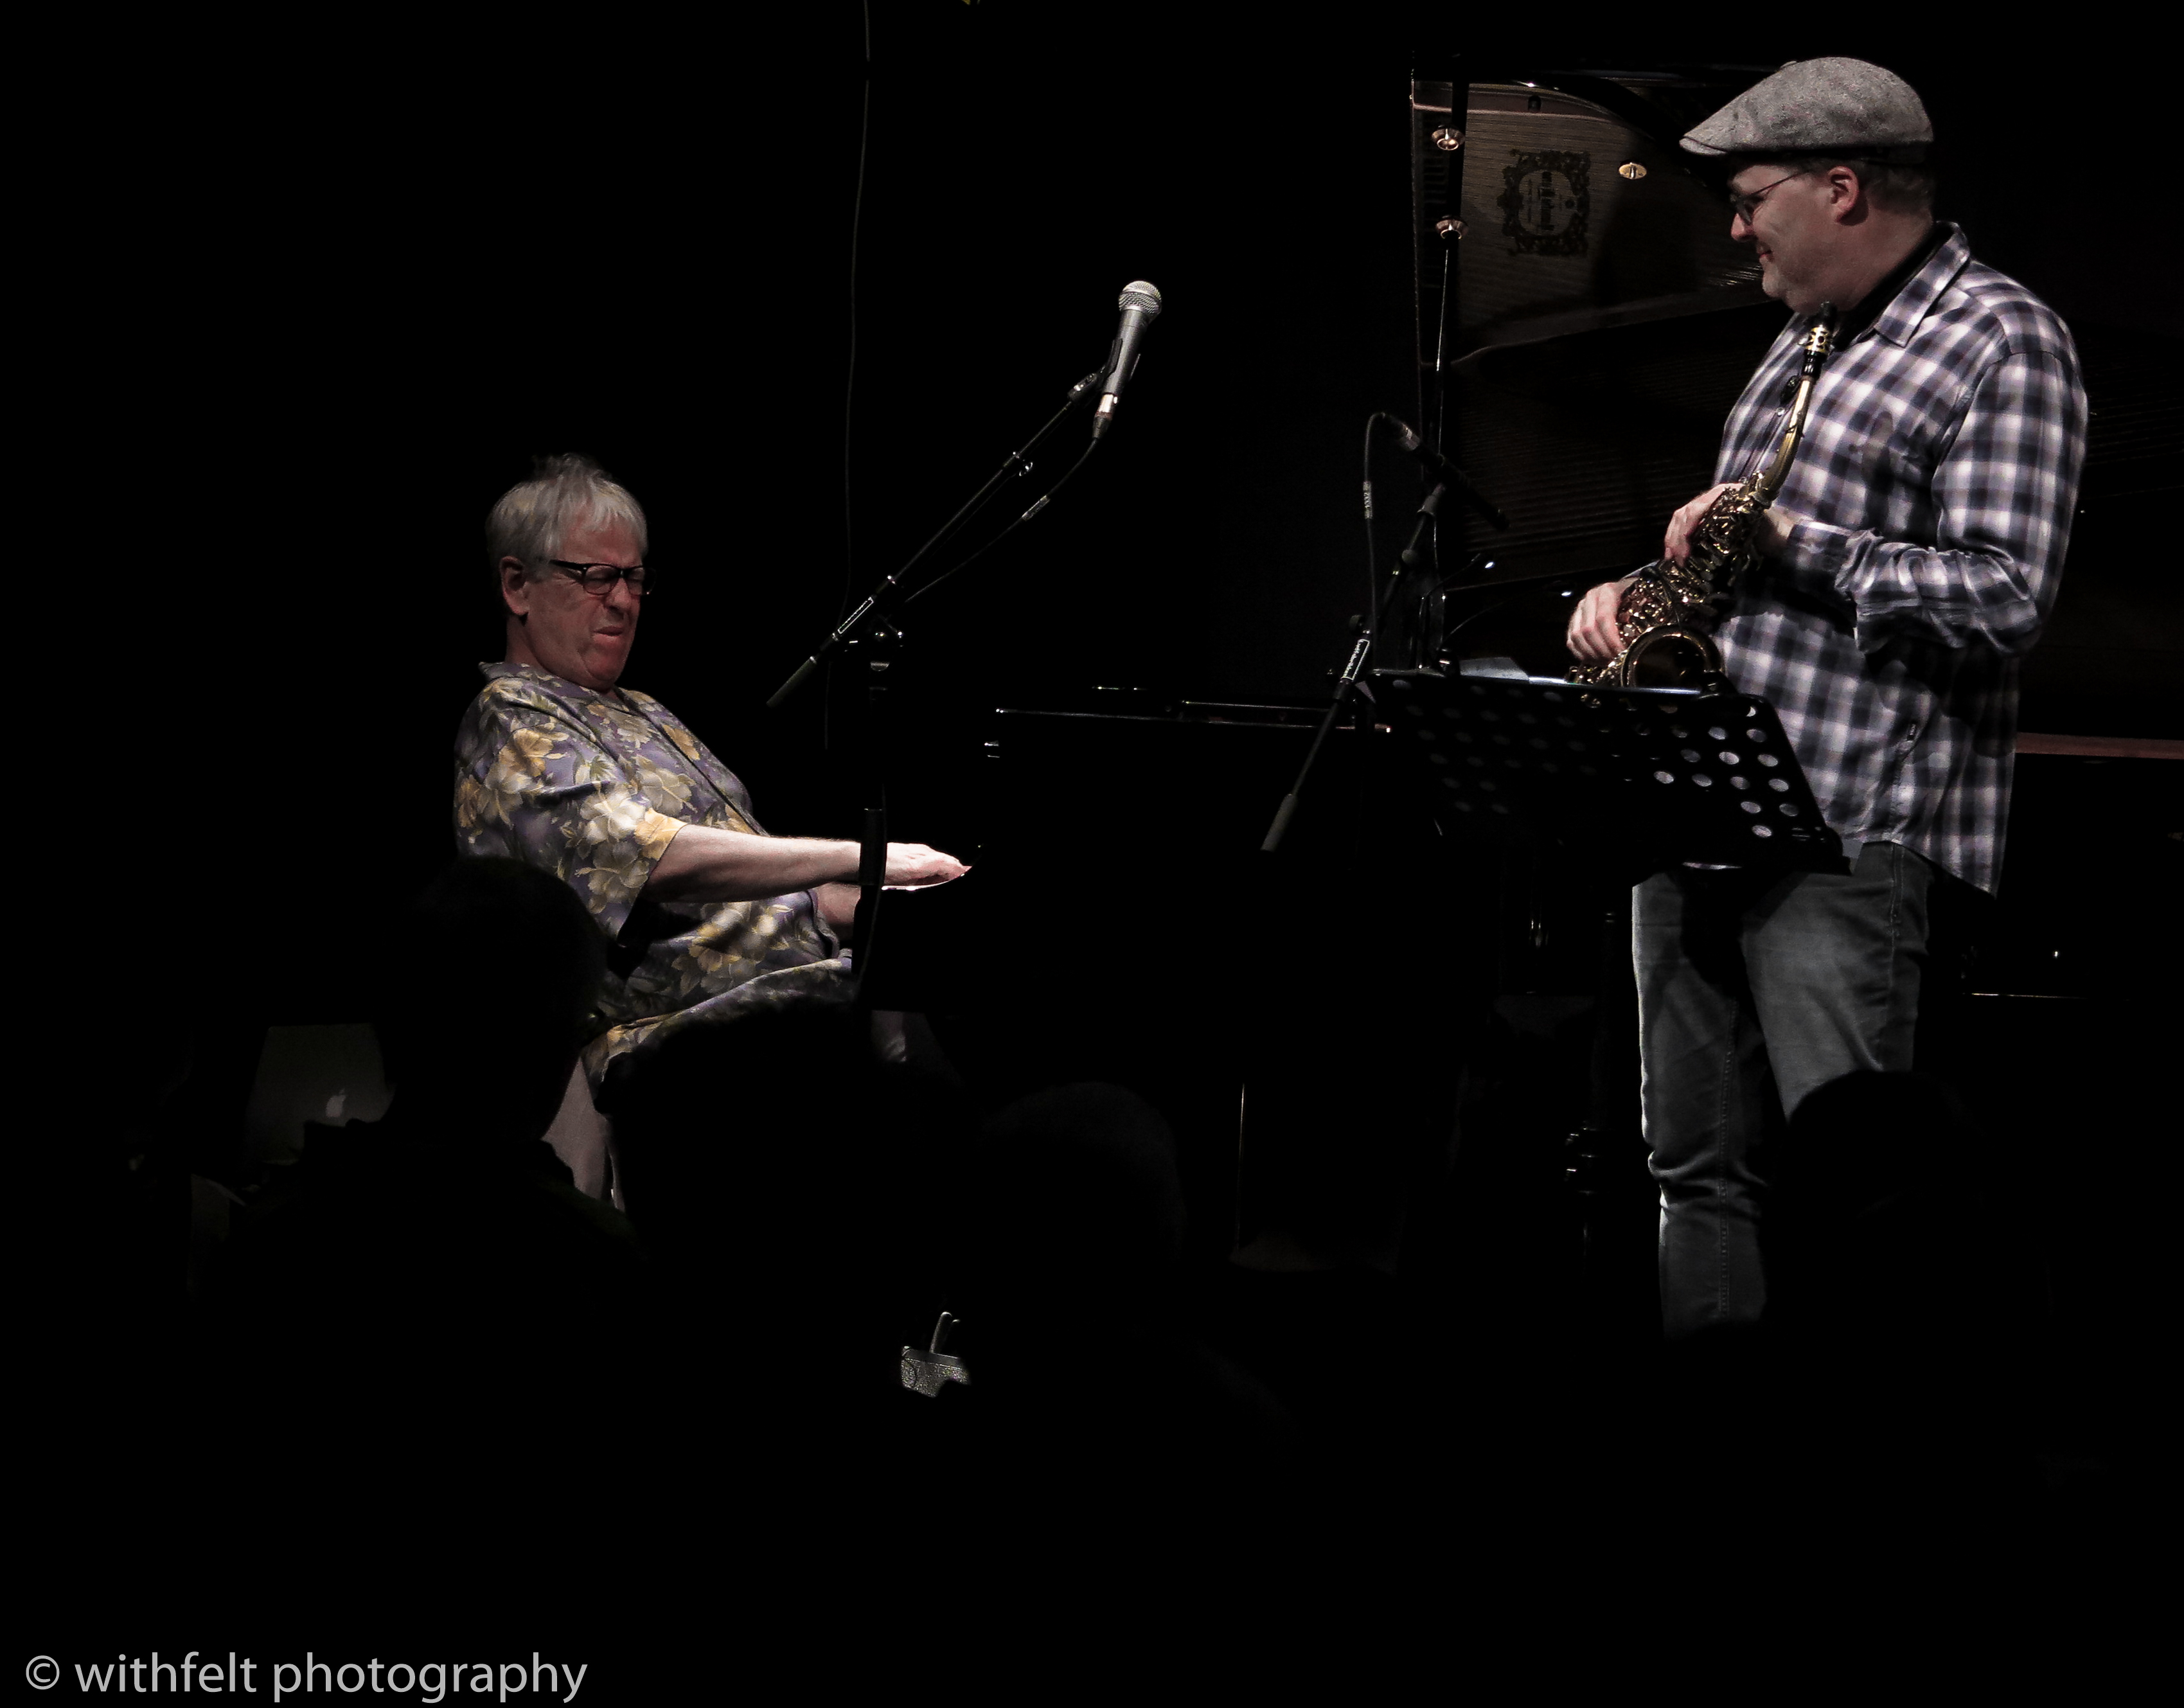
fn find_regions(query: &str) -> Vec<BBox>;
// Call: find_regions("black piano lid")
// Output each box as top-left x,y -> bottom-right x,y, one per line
1409,63 -> 1791,603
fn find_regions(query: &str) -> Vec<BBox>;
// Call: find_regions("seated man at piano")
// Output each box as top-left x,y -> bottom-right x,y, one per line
454,453 -> 968,1166
1562,59 -> 2086,1340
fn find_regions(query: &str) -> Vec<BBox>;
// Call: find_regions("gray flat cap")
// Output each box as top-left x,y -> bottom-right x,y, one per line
1682,57 -> 1932,159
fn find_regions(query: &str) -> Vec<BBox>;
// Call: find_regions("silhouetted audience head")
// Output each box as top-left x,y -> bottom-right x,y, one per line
206,860 -> 653,1539
1780,1069 -> 1965,1210
960,1083 -> 1184,1324
605,1004 -> 890,1254
1752,1074 -> 2050,1546
604,1007 -> 965,1398
934,1081 -> 1302,1528
1764,1069 -> 1982,1350
373,857 -> 604,1146
1236,998 -> 1429,1269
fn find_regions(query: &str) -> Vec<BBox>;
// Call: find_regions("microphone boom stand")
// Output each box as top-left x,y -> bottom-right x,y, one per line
1262,458 -> 1504,855
768,368 -> 1106,999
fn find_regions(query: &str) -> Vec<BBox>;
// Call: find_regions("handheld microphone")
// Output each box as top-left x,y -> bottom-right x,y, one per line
1092,281 -> 1162,439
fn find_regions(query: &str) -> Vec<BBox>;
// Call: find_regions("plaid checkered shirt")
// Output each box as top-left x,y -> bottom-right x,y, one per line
1712,223 -> 2087,894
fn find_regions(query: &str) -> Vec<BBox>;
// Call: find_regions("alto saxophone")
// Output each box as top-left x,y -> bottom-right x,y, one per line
1570,303 -> 1840,688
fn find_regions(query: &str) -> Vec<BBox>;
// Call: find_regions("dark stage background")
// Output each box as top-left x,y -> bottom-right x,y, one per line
81,0 -> 2169,1393
31,7 -> 2175,1642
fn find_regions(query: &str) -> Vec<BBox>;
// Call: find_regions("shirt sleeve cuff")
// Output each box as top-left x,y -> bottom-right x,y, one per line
1777,513 -> 1861,580
1780,515 -> 1960,653
590,806 -> 689,944
632,809 -> 686,876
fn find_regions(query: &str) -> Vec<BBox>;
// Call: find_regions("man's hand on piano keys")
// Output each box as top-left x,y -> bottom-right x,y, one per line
883,843 -> 970,889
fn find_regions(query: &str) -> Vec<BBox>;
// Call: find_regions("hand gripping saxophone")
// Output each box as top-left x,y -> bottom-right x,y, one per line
1570,304 -> 1840,689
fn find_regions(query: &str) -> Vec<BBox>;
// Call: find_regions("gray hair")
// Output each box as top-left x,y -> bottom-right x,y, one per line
485,452 -> 650,585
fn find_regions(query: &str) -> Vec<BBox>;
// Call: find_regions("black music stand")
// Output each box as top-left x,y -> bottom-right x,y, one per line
1378,666 -> 1843,1328
1374,668 -> 1844,873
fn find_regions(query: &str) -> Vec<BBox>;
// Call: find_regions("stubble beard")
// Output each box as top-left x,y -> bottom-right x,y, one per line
1760,252 -> 1820,316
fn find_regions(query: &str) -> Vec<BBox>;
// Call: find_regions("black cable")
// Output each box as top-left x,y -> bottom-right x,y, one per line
822,1 -> 873,754
840,0 -> 873,623
902,439 -> 1102,607
878,369 -> 1102,604
765,371 -> 1102,710
1363,409 -> 1440,665
1437,578 -> 1571,657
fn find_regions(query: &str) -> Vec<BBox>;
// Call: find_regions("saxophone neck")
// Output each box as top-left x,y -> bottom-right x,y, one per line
1751,303 -> 1840,505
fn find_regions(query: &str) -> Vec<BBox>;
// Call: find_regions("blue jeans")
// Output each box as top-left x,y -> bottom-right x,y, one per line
1633,841 -> 1934,1339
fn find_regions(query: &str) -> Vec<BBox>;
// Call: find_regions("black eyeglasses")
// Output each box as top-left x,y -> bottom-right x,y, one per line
547,560 -> 654,597
1727,168 -> 1816,224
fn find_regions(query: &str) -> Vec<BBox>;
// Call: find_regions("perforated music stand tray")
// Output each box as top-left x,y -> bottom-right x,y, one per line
1374,668 -> 1846,873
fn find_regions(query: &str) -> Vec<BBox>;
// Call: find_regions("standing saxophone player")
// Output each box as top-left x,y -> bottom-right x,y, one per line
1564,60 -> 2087,1339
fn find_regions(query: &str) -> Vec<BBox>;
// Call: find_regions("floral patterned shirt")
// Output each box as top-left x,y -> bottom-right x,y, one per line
454,663 -> 849,1085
